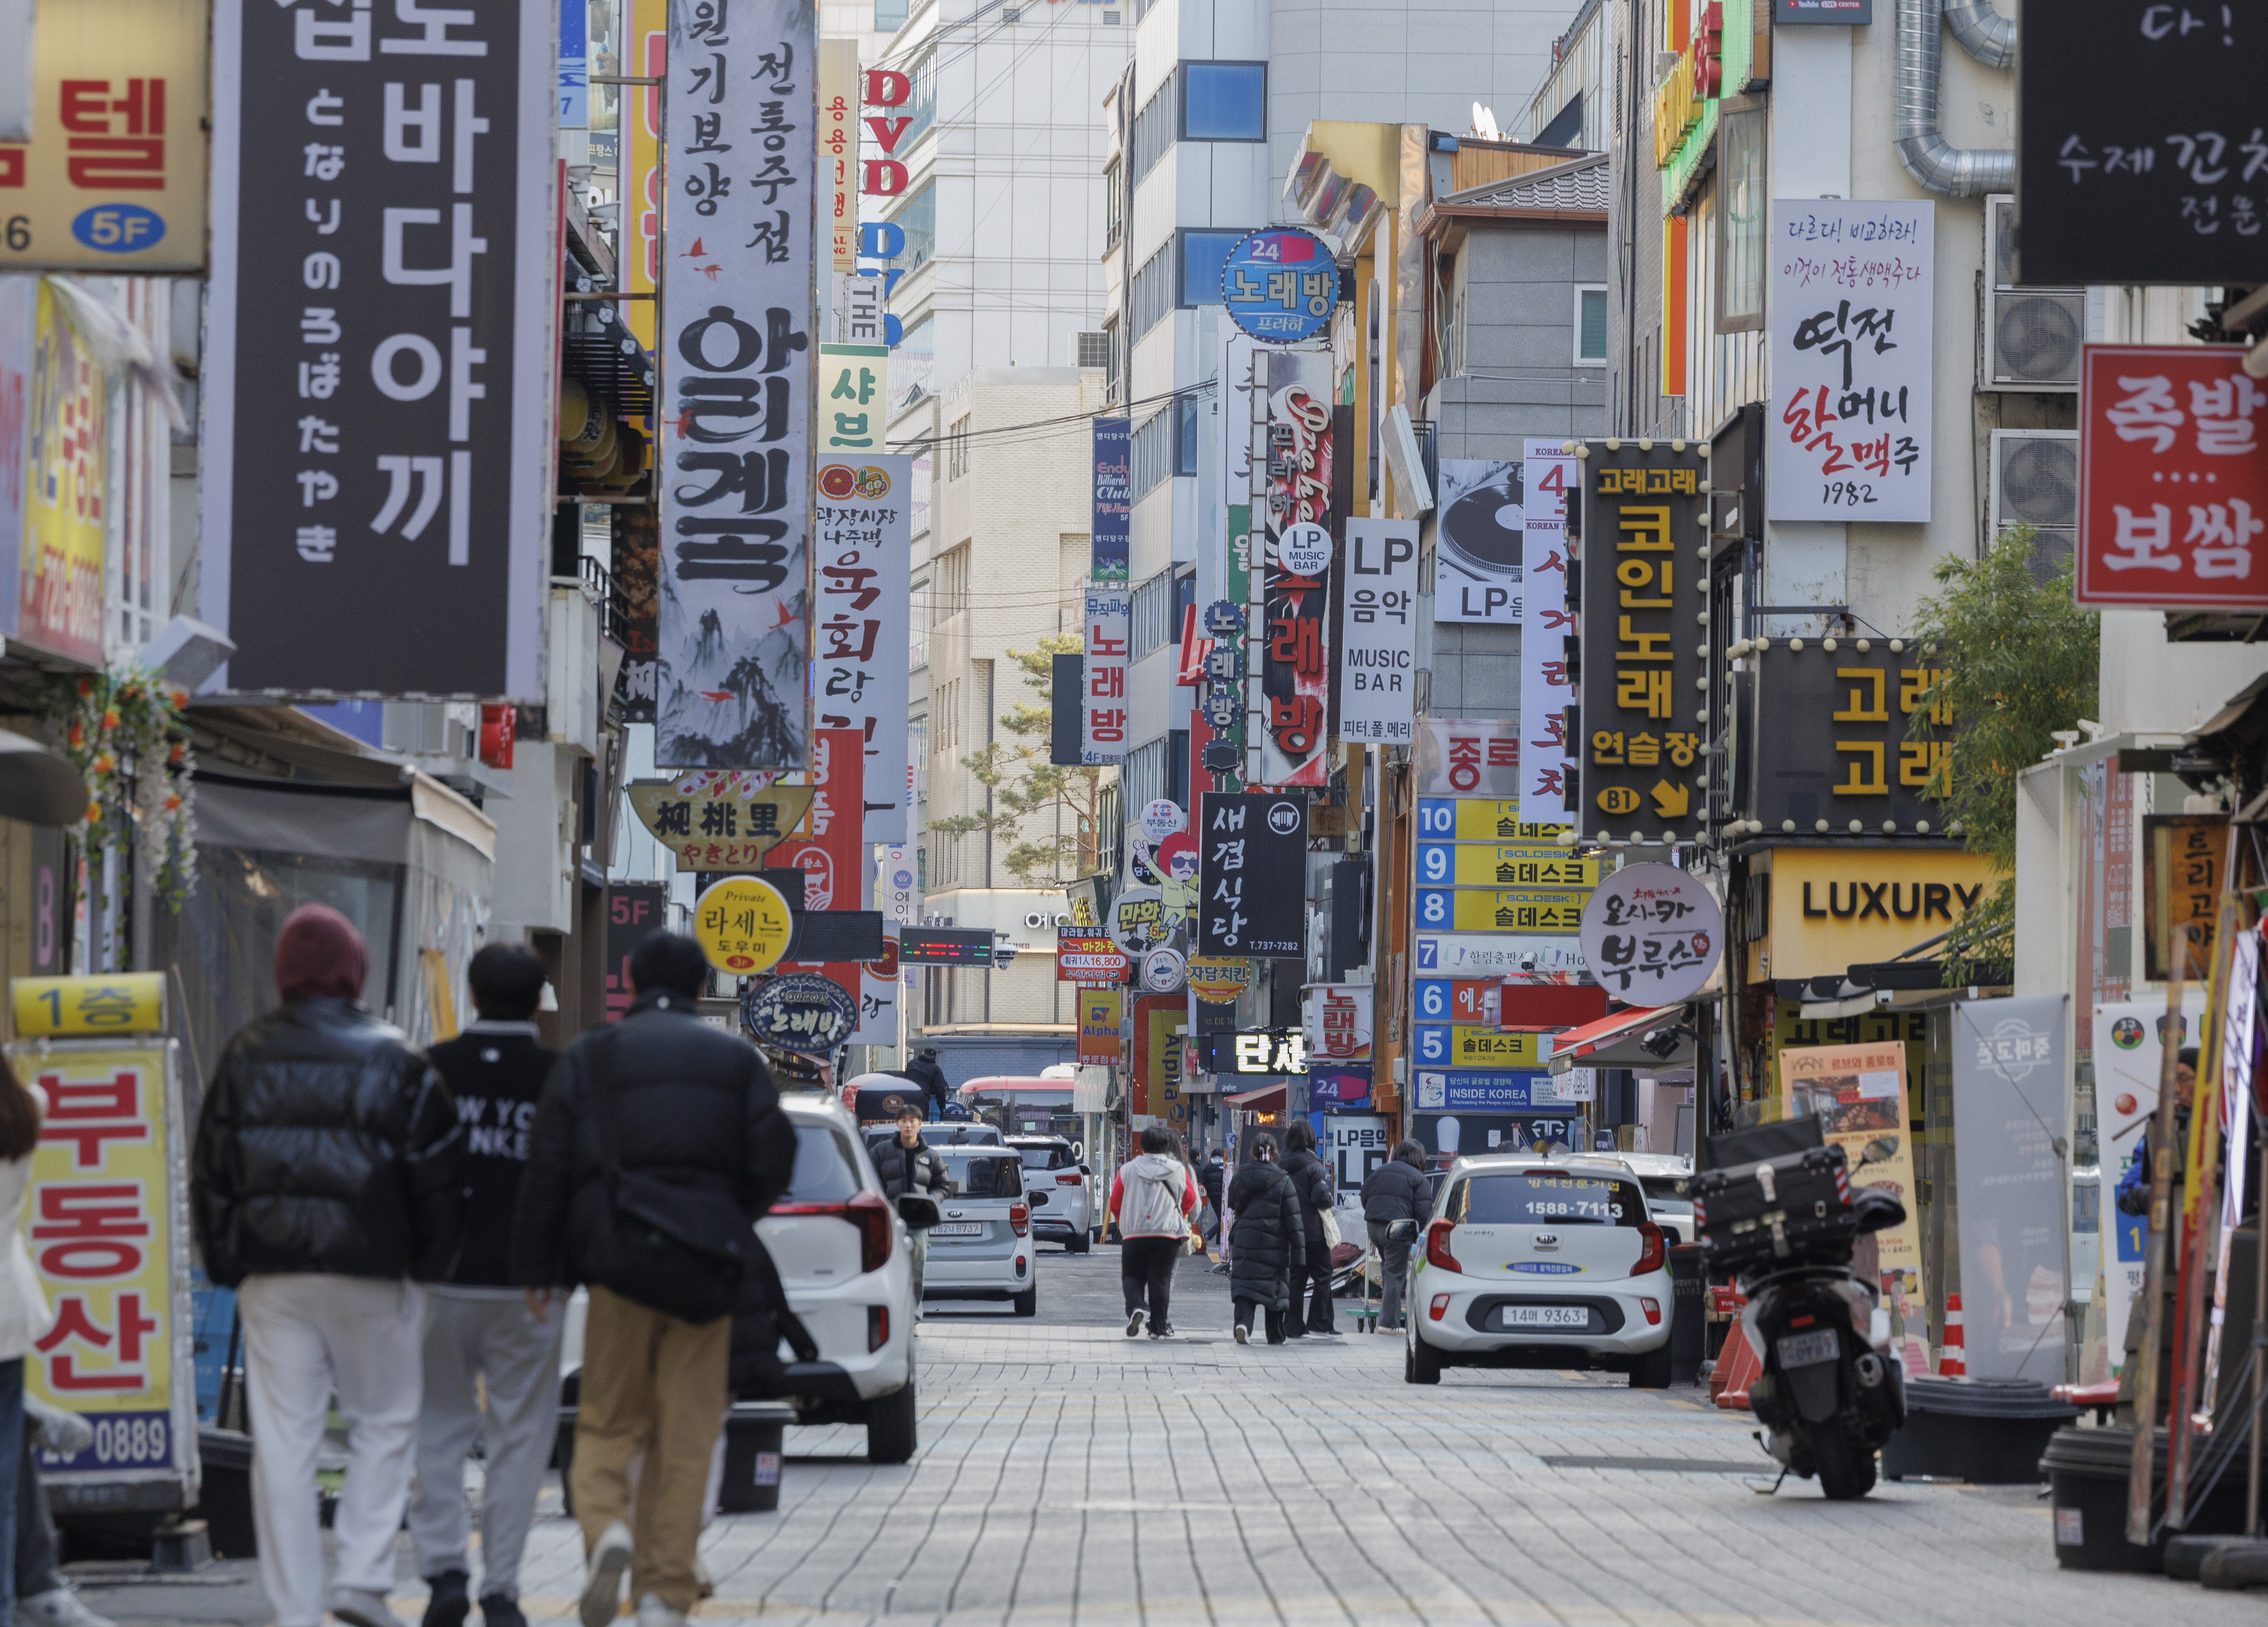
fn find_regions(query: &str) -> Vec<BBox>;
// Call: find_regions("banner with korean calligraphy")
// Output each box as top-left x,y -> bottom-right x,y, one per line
1255,347 -> 1333,787
1522,438 -> 1577,816
2077,345 -> 2268,610
0,0 -> 210,274
19,279 -> 106,666
1081,585 -> 1129,765
203,0 -> 552,699
1336,518 -> 1416,744
10,1040 -> 197,1496
1575,443 -> 1708,845
1767,200 -> 1932,524
812,438 -> 908,844
655,0 -> 818,768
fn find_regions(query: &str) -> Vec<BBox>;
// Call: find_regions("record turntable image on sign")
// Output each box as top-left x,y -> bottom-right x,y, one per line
1436,460 -> 1524,624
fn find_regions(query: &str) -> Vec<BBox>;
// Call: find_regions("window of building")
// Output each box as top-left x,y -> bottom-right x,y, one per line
1179,228 -> 1246,306
1717,101 -> 1766,333
1131,242 -> 1171,339
1102,316 -> 1123,397
946,417 -> 971,480
1131,408 -> 1172,498
874,0 -> 909,32
1103,159 -> 1123,249
1077,329 -> 1110,368
1129,568 -> 1175,659
1173,393 -> 1200,476
888,180 -> 937,275
1179,62 -> 1265,141
1131,78 -> 1175,185
896,316 -> 936,405
1575,286 -> 1609,365
1120,737 -> 1166,817
936,543 -> 971,621
902,51 -> 937,145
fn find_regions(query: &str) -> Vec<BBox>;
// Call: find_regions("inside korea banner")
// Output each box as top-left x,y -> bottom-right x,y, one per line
657,0 -> 818,768
812,445 -> 909,842
2077,345 -> 2268,609
1521,439 -> 1576,815
1336,518 -> 1417,744
1767,200 -> 1932,524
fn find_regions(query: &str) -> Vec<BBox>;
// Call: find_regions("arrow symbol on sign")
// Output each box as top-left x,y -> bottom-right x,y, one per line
1651,781 -> 1690,819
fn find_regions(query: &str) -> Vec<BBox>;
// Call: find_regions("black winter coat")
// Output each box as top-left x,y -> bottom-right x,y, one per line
871,1133 -> 946,1200
192,998 -> 463,1287
1360,1154 -> 1432,1225
510,990 -> 797,1289
1225,1159 -> 1305,1311
1280,1148 -> 1334,1249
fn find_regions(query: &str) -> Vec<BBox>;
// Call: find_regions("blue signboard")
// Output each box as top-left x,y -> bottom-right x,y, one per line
1091,418 -> 1131,584
1220,227 -> 1337,345
1412,1069 -> 1554,1112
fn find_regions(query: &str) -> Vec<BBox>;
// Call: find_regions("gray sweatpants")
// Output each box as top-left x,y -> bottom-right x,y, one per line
409,1290 -> 564,1602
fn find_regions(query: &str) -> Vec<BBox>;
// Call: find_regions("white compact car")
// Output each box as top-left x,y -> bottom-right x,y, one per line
1406,1154 -> 1673,1389
1005,1134 -> 1094,1253
921,1145 -> 1037,1315
1614,1152 -> 1696,1245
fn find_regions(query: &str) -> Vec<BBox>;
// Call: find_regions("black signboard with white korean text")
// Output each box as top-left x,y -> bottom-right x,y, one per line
1198,790 -> 1308,959
1745,643 -> 1954,836
1573,443 -> 1708,845
203,0 -> 552,698
657,0 -> 819,769
2019,3 -> 2268,284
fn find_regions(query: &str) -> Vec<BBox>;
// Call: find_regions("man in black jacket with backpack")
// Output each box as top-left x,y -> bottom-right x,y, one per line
511,934 -> 796,1627
1360,1140 -> 1433,1333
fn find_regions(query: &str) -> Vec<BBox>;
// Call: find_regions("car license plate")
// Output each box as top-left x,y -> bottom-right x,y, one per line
1499,1305 -> 1586,1329
930,1223 -> 985,1238
1776,1328 -> 1840,1368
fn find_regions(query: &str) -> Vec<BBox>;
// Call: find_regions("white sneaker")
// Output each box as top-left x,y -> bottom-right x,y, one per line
328,1590 -> 410,1627
579,1521 -> 634,1627
1125,1308 -> 1145,1337
21,1590 -> 118,1627
1233,1323 -> 1250,1345
634,1593 -> 687,1627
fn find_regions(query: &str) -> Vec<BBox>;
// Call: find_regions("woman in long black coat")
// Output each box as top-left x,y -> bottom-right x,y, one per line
1225,1132 -> 1304,1345
1279,1118 -> 1339,1335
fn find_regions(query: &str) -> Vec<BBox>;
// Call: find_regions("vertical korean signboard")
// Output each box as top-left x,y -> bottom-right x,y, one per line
2077,346 -> 2268,611
1522,438 -> 1577,816
765,727 -> 865,1005
812,431 -> 909,844
1767,200 -> 1932,523
1091,417 -> 1130,585
1256,350 -> 1334,787
1085,416 -> 1131,765
657,0 -> 818,768
1336,518 -> 1417,745
204,0 -> 553,698
1575,443 -> 1708,845
1197,790 -> 1307,958
622,0 -> 666,351
19,281 -> 107,666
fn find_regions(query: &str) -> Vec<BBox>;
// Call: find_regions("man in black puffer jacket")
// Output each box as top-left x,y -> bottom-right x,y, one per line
192,903 -> 463,1627
511,934 -> 794,1627
1225,1133 -> 1305,1345
1360,1139 -> 1433,1333
1279,1120 -> 1339,1336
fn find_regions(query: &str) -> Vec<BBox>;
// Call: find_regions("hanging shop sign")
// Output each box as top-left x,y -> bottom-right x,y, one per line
1575,442 -> 1709,845
1107,886 -> 1171,956
1435,460 -> 1524,625
1414,719 -> 1520,799
1194,1029 -> 1308,1075
1337,518 -> 1418,744
1522,439 -> 1578,812
1302,982 -> 1373,1063
656,0 -> 816,767
1766,199 -> 1933,524
1186,956 -> 1256,1003
1157,831 -> 1199,939
204,0 -> 552,698
1411,1026 -> 1547,1069
1412,1069 -> 1558,1113
820,39 -> 856,273
1255,354 -> 1334,788
691,875 -> 796,975
2142,814 -> 2228,981
1197,790 -> 1309,958
1220,226 -> 1336,345
1139,798 -> 1187,842
628,776 -> 816,874
741,972 -> 858,1054
621,0 -> 664,350
1416,843 -> 1598,890
1141,946 -> 1186,994
0,0 -> 210,272
1056,930 -> 1129,984
763,728 -> 866,1005
603,882 -> 669,1023
1651,1 -> 1723,167
1744,642 -> 1954,835
1081,584 -> 1130,765
2077,346 -> 2268,611
612,505 -> 660,721
1577,862 -> 1722,1005
857,64 -> 912,198
1414,935 -> 1589,977
811,444 -> 911,843
15,281 -> 104,666
1758,846 -> 1992,980
2017,4 -> 2268,285
1076,988 -> 1122,1065
1091,416 -> 1131,584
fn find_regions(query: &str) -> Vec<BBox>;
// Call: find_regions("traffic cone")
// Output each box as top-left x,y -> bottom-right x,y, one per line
1939,1294 -> 1965,1376
1712,1322 -> 1763,1410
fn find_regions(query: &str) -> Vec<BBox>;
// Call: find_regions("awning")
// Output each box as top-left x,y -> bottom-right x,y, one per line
1224,1083 -> 1288,1112
1547,1005 -> 1694,1073
0,728 -> 89,827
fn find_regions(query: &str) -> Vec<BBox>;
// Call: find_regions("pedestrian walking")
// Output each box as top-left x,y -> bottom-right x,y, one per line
409,945 -> 563,1627
1107,1126 -> 1198,1337
512,933 -> 796,1627
898,1046 -> 953,1119
870,1101 -> 946,1200
1225,1133 -> 1304,1345
189,904 -> 464,1627
1360,1140 -> 1432,1334
1196,1146 -> 1226,1220
16,1401 -> 117,1627
1279,1120 -> 1339,1336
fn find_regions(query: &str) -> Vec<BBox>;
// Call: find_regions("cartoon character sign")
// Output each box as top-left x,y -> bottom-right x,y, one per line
1158,832 -> 1199,934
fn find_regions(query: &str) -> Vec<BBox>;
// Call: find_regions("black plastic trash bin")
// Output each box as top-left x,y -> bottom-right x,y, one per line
716,1401 -> 797,1514
2041,1423 -> 2252,1572
1881,1376 -> 2079,1484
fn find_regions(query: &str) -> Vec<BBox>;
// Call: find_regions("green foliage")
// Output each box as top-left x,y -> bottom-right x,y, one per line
1907,526 -> 2099,984
930,634 -> 1111,884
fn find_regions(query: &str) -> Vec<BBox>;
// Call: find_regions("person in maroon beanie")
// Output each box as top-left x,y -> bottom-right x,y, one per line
191,903 -> 463,1627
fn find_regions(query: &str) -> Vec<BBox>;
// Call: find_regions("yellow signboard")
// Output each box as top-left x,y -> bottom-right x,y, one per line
1447,889 -> 1588,934
1077,989 -> 1122,1064
627,777 -> 816,874
1441,846 -> 1598,889
1186,957 -> 1255,1003
691,876 -> 795,975
0,0 -> 210,272
12,974 -> 164,1039
21,281 -> 107,666
1449,1027 -> 1543,1067
1450,802 -> 1568,844
621,0 -> 666,351
1759,846 -> 1995,980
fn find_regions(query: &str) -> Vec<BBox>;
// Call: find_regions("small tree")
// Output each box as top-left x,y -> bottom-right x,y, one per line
932,633 -> 1113,884
1909,526 -> 2100,984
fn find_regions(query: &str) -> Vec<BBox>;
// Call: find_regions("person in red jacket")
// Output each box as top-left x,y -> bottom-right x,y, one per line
1108,1125 -> 1199,1338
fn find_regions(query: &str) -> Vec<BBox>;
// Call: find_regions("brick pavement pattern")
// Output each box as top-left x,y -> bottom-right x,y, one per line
449,1321 -> 2261,1626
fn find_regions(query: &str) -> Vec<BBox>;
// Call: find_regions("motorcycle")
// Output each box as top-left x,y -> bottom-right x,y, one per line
1696,1124 -> 1911,1501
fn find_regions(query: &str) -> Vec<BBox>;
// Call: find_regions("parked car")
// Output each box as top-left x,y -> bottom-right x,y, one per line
860,1122 -> 1004,1167
1406,1154 -> 1673,1389
1613,1152 -> 1696,1244
922,1145 -> 1038,1315
1005,1134 -> 1093,1253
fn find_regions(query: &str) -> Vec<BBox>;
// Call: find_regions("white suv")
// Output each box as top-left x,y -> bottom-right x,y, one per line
1005,1135 -> 1094,1253
1406,1154 -> 1673,1389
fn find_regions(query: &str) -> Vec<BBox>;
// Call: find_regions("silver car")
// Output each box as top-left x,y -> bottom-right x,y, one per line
1613,1153 -> 1695,1245
1006,1135 -> 1094,1253
921,1146 -> 1037,1316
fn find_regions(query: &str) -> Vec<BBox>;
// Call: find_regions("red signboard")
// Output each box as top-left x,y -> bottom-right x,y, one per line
2079,344 -> 2268,610
763,728 -> 866,1003
1056,934 -> 1129,985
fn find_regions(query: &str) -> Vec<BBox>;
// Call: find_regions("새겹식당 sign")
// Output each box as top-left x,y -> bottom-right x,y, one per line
1220,228 -> 1336,345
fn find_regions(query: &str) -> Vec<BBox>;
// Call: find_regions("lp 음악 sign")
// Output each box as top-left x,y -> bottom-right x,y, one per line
1336,519 -> 1417,744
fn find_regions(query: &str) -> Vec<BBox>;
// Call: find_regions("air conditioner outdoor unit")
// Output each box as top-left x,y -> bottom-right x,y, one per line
1987,428 -> 2077,578
1982,196 -> 2083,392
